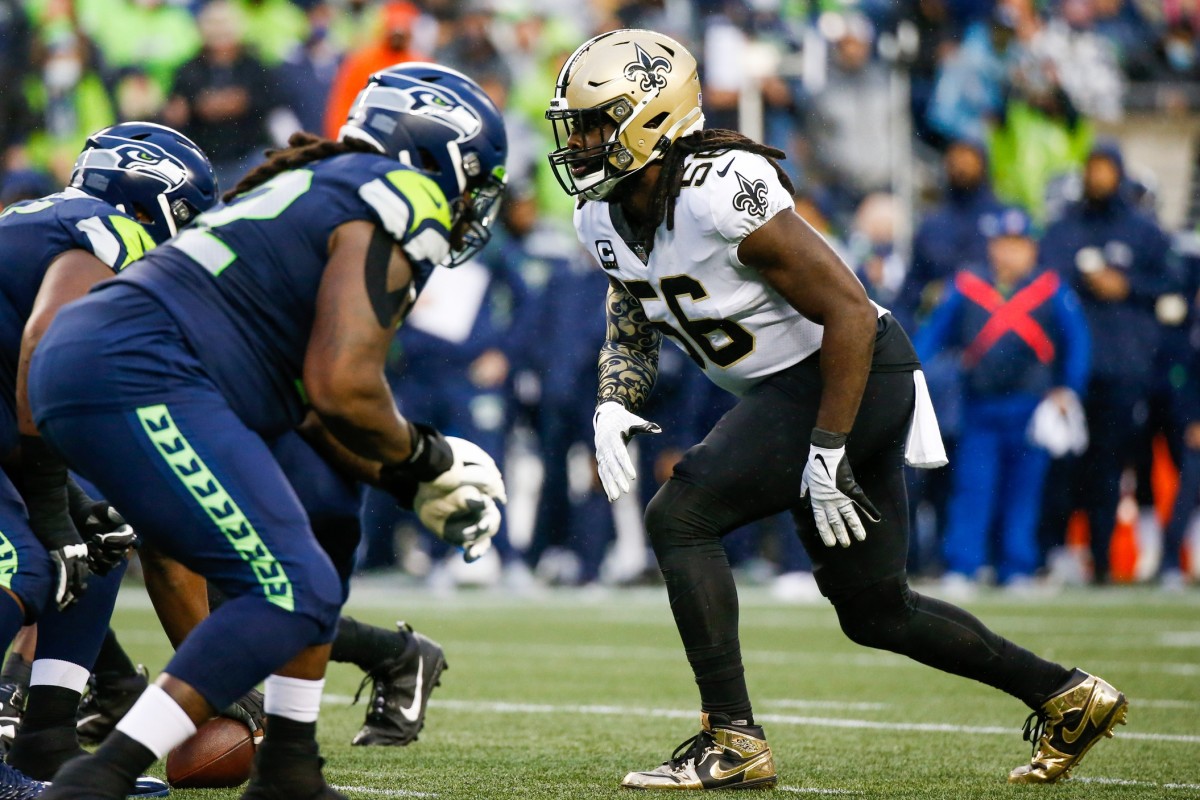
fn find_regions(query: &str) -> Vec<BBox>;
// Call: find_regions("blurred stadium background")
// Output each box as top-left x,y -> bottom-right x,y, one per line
3,1 -> 1200,795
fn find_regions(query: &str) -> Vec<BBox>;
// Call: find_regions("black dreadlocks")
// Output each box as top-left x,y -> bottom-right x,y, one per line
651,128 -> 794,232
223,131 -> 381,202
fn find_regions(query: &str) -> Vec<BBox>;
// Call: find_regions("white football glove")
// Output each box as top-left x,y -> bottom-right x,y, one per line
420,437 -> 507,503
414,484 -> 502,563
800,439 -> 880,548
593,402 -> 661,502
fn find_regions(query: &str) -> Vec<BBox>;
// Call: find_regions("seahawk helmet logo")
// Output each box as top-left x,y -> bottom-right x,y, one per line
623,43 -> 672,92
732,171 -> 770,218
75,140 -> 191,190
352,77 -> 483,143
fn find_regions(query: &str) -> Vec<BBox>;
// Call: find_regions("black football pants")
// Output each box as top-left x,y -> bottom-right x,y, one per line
645,357 -> 1072,722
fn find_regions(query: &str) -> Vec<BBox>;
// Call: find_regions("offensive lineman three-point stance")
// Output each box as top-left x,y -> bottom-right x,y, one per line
0,122 -> 219,799
28,64 -> 508,800
546,29 -> 1128,789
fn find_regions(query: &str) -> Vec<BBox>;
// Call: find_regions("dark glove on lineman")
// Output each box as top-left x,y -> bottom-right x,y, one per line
221,688 -> 265,745
800,428 -> 881,548
19,435 -> 89,610
67,481 -> 139,575
378,422 -> 455,508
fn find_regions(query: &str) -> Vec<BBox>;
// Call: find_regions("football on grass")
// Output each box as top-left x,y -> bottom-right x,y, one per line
166,716 -> 255,788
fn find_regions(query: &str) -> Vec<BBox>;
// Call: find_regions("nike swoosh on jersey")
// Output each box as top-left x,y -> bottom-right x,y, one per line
715,161 -> 734,178
420,185 -> 446,210
1060,686 -> 1103,745
708,750 -> 773,782
398,656 -> 425,722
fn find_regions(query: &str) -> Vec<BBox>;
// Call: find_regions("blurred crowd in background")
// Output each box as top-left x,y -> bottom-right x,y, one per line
2,0 -> 1200,597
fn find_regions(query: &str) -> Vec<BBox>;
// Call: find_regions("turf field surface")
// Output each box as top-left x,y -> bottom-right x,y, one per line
109,578 -> 1200,800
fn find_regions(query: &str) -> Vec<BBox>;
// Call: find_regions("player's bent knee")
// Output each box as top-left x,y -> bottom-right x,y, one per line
830,574 -> 915,650
291,558 -> 344,643
9,549 -> 55,623
644,481 -> 735,557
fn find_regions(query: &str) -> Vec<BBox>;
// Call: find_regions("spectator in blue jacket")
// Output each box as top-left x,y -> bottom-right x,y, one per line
1158,231 -> 1200,589
1038,140 -> 1174,583
897,137 -> 1005,328
521,241 -> 615,586
898,137 -> 1004,575
916,207 -> 1091,587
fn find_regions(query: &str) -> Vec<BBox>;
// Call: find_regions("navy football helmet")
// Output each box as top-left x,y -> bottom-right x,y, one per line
339,63 -> 508,266
71,122 -> 218,244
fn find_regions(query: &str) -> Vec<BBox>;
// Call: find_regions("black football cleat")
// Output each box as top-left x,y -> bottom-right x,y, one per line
77,668 -> 149,745
620,713 -> 776,790
350,623 -> 446,746
1009,670 -> 1129,784
239,739 -> 346,800
6,723 -> 87,781
0,682 -> 25,757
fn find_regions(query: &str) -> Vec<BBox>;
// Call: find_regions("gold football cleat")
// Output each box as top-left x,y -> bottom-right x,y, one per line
621,713 -> 777,790
1008,671 -> 1129,784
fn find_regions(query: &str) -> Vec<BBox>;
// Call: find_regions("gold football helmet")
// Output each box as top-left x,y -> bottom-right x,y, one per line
546,29 -> 704,201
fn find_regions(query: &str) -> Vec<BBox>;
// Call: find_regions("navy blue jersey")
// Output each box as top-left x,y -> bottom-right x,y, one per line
0,188 -> 154,455
109,153 -> 453,436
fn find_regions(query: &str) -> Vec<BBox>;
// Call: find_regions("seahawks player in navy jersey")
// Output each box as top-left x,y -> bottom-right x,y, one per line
547,30 -> 1127,790
28,64 -> 507,800
0,122 -> 218,798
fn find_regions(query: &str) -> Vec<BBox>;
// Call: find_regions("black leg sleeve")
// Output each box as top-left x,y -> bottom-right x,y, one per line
645,480 -> 754,722
831,576 -> 1073,710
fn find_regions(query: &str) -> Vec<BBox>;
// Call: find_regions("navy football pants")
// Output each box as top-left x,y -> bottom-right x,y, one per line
30,290 -> 343,710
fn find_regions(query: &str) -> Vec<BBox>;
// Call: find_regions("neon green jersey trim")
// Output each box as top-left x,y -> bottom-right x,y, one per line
108,215 -> 156,269
0,530 -> 17,591
0,199 -> 53,219
385,170 -> 452,233
135,404 -> 295,612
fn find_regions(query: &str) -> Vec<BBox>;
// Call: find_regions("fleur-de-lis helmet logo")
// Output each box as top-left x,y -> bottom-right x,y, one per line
623,43 -> 672,92
732,171 -> 770,218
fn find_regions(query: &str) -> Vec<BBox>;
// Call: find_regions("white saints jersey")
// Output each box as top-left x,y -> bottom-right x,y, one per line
575,149 -> 886,397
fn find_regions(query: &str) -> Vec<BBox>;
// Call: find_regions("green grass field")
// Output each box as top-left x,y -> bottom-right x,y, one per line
110,578 -> 1200,800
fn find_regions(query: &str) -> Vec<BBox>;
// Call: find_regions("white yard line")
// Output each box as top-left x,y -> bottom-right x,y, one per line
778,788 -> 862,795
1078,777 -> 1200,791
762,699 -> 889,711
326,698 -> 1197,745
1136,699 -> 1200,709
330,786 -> 437,798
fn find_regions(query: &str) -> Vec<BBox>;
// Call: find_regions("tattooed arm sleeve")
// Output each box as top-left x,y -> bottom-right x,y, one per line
597,278 -> 662,412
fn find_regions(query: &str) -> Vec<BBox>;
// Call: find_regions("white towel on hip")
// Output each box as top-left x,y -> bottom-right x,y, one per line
905,369 -> 948,469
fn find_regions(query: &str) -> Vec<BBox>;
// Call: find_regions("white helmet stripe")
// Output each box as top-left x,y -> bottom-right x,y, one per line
157,193 -> 177,239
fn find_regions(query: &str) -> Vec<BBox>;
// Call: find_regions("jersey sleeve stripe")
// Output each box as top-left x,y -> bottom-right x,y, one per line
108,215 -> 155,269
403,228 -> 451,266
74,217 -> 122,270
358,179 -> 413,241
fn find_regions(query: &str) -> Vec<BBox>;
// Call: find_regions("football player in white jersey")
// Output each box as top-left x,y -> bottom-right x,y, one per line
546,29 -> 1128,790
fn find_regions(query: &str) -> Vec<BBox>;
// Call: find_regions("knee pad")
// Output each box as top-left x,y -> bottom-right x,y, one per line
830,575 -> 915,650
644,481 -> 737,561
292,557 -> 344,643
7,548 -> 55,623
